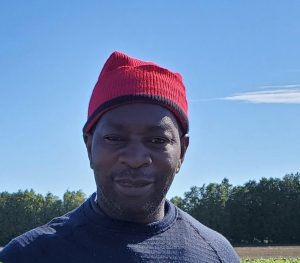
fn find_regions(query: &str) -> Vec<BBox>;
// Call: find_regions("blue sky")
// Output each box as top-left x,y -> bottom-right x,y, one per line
1,1 -> 299,199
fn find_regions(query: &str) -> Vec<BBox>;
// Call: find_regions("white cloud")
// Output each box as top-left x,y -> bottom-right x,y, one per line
257,84 -> 300,89
223,88 -> 300,104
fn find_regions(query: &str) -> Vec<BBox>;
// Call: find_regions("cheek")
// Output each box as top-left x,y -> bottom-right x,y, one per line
161,145 -> 181,168
91,139 -> 117,166
91,147 -> 118,185
154,148 -> 181,178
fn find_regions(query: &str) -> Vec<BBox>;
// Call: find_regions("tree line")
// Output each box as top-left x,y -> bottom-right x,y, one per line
171,172 -> 300,245
0,190 -> 85,246
0,173 -> 299,246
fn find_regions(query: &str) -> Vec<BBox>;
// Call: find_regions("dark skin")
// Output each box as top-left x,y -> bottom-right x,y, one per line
84,103 -> 189,224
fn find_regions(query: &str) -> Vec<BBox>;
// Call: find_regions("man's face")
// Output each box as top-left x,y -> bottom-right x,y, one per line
84,103 -> 188,223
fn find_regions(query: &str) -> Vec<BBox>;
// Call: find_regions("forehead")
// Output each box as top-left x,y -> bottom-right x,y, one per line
95,103 -> 181,133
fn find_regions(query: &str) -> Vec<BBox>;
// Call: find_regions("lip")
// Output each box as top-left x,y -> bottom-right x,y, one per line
113,178 -> 154,197
114,178 -> 153,187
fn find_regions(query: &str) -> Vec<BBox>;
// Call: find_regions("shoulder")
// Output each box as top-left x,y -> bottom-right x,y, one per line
0,204 -> 85,261
175,206 -> 240,263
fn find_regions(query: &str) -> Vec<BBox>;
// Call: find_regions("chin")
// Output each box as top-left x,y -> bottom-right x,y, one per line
97,185 -> 168,222
119,200 -> 164,223
121,195 -> 163,212
112,194 -> 166,223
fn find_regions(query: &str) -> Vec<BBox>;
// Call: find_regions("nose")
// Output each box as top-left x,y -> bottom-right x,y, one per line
118,141 -> 152,169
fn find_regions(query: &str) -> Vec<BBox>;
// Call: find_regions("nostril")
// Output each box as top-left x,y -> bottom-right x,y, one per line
119,153 -> 152,169
143,156 -> 152,167
120,157 -> 152,169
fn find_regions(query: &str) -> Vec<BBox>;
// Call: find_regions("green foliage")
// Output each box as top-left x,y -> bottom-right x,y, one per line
0,190 -> 85,246
169,196 -> 184,208
170,173 -> 300,245
63,190 -> 86,213
241,259 -> 300,263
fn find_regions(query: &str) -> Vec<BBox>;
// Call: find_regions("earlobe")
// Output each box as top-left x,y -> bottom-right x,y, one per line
176,160 -> 182,174
176,134 -> 189,174
180,134 -> 189,160
83,133 -> 93,169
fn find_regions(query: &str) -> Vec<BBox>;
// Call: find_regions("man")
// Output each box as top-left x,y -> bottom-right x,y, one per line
0,52 -> 240,262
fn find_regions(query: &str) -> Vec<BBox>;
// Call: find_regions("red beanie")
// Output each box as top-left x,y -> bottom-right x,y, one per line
83,51 -> 188,134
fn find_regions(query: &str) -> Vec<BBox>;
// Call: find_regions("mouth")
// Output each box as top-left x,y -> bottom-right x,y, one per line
113,178 -> 154,197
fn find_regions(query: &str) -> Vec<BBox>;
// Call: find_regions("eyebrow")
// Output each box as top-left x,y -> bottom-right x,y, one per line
147,125 -> 173,133
102,121 -> 175,133
102,121 -> 124,130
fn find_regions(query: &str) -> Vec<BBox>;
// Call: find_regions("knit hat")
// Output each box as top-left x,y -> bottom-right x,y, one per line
83,51 -> 188,134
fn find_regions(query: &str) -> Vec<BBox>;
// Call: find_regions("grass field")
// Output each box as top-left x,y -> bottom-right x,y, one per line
241,260 -> 300,263
236,246 -> 300,262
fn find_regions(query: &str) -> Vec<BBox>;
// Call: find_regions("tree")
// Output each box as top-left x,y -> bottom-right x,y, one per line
170,196 -> 184,209
62,190 -> 86,213
0,189 -> 86,246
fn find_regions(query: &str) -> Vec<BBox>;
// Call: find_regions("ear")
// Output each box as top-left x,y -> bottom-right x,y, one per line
83,133 -> 94,169
176,134 -> 189,173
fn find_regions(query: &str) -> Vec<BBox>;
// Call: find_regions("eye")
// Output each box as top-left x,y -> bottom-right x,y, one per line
103,135 -> 125,142
149,137 -> 168,144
